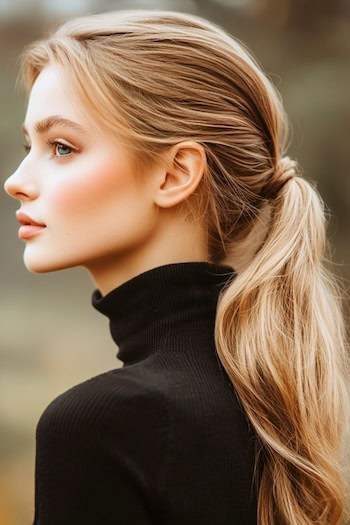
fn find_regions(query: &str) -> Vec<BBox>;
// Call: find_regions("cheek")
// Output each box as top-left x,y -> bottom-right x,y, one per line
50,160 -> 132,219
49,156 -> 143,230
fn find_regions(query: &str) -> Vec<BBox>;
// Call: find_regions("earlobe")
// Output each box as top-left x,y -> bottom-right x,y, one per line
154,141 -> 206,209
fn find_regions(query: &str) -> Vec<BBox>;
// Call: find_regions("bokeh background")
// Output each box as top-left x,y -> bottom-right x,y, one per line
1,0 -> 349,523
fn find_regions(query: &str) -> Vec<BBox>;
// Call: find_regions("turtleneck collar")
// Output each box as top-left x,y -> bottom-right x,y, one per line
91,261 -> 236,366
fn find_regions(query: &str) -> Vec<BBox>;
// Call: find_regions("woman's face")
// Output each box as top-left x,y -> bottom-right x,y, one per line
3,64 -> 163,293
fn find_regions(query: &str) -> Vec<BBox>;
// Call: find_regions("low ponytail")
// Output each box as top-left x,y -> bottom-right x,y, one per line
215,162 -> 350,524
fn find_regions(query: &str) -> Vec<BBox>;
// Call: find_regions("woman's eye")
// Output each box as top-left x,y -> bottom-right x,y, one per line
48,140 -> 73,157
21,139 -> 76,158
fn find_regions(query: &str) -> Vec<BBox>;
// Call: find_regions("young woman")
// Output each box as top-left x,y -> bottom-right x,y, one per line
4,9 -> 350,525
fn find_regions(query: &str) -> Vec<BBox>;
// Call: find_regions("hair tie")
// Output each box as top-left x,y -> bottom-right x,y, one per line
263,156 -> 297,199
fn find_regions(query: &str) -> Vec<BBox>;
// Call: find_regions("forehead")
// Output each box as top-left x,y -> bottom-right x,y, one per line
25,65 -> 93,131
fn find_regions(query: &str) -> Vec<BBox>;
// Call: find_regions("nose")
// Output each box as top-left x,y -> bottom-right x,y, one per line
3,166 -> 37,201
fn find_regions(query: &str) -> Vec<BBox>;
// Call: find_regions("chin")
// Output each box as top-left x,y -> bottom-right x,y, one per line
24,261 -> 60,274
23,254 -> 76,274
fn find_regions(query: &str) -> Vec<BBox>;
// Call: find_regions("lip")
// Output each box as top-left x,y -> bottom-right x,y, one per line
16,210 -> 46,227
18,225 -> 46,239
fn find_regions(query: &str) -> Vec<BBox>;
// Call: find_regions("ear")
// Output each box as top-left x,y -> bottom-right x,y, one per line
153,141 -> 207,209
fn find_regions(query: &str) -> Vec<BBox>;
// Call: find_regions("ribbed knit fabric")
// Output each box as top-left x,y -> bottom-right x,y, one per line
32,261 -> 259,524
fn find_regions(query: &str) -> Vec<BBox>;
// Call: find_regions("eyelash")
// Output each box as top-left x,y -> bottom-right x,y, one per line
21,139 -> 77,158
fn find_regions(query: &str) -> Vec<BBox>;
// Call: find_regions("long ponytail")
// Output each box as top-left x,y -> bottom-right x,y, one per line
215,165 -> 350,523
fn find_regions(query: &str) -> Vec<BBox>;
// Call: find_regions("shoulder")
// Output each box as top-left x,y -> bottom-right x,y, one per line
36,366 -> 170,470
38,365 -> 169,434
34,366 -> 173,517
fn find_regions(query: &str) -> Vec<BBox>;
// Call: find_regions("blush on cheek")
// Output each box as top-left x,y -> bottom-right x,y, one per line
50,158 -> 137,220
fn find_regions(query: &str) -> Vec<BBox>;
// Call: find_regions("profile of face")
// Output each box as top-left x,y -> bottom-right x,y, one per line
3,64 -> 207,295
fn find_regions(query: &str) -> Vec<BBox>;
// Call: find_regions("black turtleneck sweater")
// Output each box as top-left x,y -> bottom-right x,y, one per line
33,262 -> 259,524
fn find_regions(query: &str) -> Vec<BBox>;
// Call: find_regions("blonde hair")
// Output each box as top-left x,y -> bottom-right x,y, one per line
17,9 -> 350,524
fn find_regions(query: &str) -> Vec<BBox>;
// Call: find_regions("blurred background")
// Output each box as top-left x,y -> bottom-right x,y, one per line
1,0 -> 349,523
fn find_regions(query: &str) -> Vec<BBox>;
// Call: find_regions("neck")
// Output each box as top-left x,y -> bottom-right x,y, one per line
91,261 -> 236,366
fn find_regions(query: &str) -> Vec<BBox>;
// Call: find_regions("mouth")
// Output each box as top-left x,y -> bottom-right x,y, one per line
20,223 -> 46,227
20,221 -> 46,227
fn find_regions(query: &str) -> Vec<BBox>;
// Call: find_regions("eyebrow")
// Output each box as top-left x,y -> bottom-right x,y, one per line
21,115 -> 87,137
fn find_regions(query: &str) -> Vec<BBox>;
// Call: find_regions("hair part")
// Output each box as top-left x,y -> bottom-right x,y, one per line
17,9 -> 350,524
